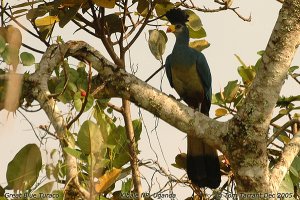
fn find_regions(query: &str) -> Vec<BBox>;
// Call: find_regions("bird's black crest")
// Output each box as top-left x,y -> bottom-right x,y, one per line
165,8 -> 189,25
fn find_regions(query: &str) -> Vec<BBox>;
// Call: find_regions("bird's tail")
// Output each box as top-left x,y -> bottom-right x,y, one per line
187,136 -> 221,188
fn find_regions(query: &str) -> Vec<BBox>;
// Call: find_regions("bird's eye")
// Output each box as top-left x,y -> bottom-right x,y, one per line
175,24 -> 181,29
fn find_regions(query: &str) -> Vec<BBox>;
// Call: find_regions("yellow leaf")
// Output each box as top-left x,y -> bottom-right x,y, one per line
35,16 -> 59,27
95,168 -> 121,193
189,39 -> 210,52
279,109 -> 288,115
215,108 -> 228,117
93,0 -> 115,8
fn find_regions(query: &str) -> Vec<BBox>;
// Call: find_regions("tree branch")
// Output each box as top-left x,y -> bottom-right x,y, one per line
270,131 -> 300,191
26,40 -> 229,154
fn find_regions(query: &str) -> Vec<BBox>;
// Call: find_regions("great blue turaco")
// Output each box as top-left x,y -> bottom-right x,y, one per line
164,8 -> 221,189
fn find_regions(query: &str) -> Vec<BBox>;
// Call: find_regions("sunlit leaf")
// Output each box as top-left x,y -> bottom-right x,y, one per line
189,39 -> 210,52
6,144 -> 42,190
20,52 -> 35,66
32,181 -> 54,198
188,26 -> 206,39
77,120 -> 103,155
95,168 -> 122,193
215,108 -> 228,117
63,147 -> 82,159
185,10 -> 203,31
148,29 -> 167,60
278,173 -> 294,199
93,0 -> 116,8
223,80 -> 239,102
0,35 -> 6,53
35,15 -> 59,26
155,2 -> 174,19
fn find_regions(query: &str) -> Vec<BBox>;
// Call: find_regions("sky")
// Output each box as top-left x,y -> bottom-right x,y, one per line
1,0 -> 299,199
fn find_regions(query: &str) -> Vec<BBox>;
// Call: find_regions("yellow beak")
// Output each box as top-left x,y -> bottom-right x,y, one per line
166,25 -> 176,33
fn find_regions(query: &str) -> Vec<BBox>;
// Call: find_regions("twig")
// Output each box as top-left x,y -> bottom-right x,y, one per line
125,1 -> 155,51
181,2 -> 251,22
145,65 -> 164,83
122,99 -> 144,200
107,102 -> 123,113
268,119 -> 300,145
17,109 -> 43,144
22,42 -> 44,54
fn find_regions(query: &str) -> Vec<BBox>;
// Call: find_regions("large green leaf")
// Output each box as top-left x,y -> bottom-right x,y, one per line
77,120 -> 104,154
32,181 -> 54,199
223,80 -> 239,103
155,1 -> 174,19
6,144 -> 42,190
278,173 -> 295,200
185,10 -> 203,31
148,29 -> 167,60
20,52 -> 35,66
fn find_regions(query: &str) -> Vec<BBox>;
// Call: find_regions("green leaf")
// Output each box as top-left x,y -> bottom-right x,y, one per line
189,39 -> 210,52
73,91 -> 94,112
185,10 -> 203,31
137,0 -> 149,16
26,7 -> 48,20
223,80 -> 239,102
148,29 -> 167,60
32,181 -> 54,199
77,120 -> 104,155
121,178 -> 133,193
289,66 -> 299,74
103,14 -> 124,35
63,147 -> 82,159
0,35 -> 6,53
52,190 -> 64,200
20,52 -> 35,66
155,2 -> 174,19
133,119 -> 142,141
59,4 -> 81,28
237,65 -> 256,85
188,26 -> 206,39
6,144 -> 42,190
235,54 -> 247,67
278,173 -> 294,200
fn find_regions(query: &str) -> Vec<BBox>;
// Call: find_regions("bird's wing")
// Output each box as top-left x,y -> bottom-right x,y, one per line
165,55 -> 174,88
195,51 -> 212,114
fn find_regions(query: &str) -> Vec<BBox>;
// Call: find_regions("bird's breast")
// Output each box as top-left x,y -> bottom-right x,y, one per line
171,63 -> 204,107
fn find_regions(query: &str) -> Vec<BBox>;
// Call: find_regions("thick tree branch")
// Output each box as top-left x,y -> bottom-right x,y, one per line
229,0 -> 300,194
26,40 -> 228,154
28,45 -> 90,199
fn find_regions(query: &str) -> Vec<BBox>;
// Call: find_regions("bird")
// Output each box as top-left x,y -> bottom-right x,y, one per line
164,8 -> 221,189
